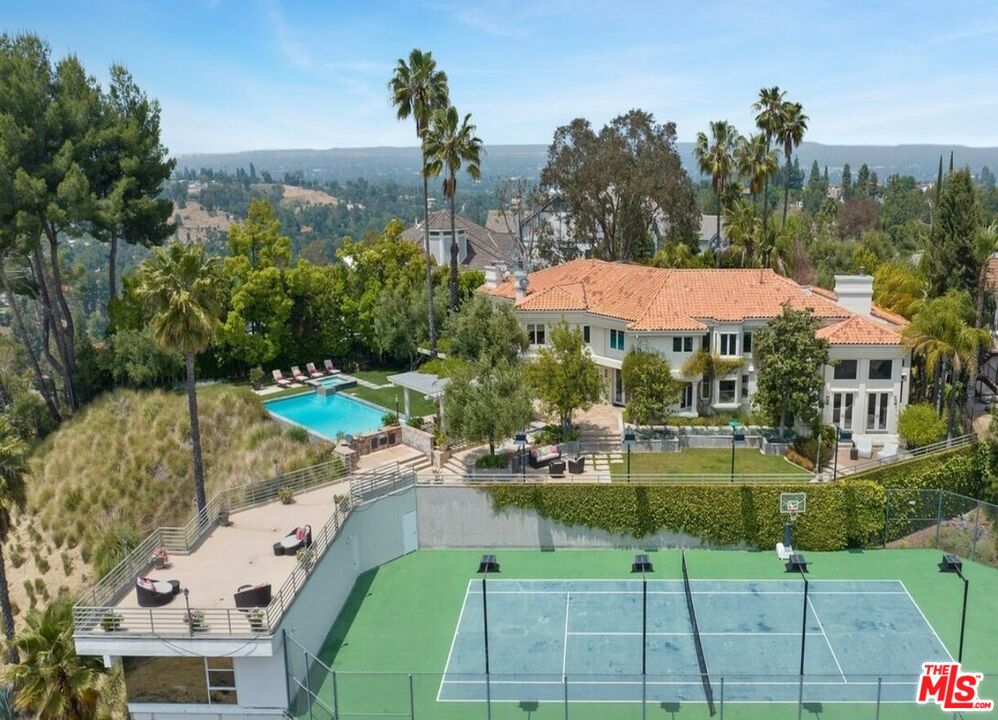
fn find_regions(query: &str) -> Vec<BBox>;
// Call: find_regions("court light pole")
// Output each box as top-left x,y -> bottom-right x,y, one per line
477,555 -> 501,720
728,420 -> 742,482
631,555 -> 654,720
939,554 -> 969,662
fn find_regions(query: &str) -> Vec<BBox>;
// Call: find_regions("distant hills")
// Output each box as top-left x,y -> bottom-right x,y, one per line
175,142 -> 998,186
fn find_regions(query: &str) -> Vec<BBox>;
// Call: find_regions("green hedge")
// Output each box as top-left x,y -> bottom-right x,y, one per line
855,444 -> 988,498
485,482 -> 884,551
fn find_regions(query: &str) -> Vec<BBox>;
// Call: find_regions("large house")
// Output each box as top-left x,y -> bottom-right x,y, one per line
401,210 -> 517,269
480,259 -> 911,443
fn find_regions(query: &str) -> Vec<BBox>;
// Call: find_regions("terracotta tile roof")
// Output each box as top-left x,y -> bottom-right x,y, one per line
870,305 -> 909,327
810,286 -> 839,301
479,258 -> 903,344
816,315 -> 902,345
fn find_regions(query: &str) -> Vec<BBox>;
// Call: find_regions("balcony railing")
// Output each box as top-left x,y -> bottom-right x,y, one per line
73,460 -> 415,639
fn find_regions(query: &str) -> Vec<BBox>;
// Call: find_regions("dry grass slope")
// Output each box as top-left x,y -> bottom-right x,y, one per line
6,385 -> 326,623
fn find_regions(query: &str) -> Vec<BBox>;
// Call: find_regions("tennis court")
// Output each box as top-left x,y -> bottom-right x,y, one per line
439,570 -> 951,704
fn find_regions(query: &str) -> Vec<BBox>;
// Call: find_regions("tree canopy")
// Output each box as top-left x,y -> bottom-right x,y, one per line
524,322 -> 604,433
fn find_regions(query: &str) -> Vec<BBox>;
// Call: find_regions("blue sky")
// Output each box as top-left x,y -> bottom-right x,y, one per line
5,0 -> 998,154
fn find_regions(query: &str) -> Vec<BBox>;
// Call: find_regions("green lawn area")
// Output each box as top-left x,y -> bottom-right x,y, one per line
608,448 -> 809,477
351,368 -> 399,386
299,548 -> 998,720
342,383 -> 437,418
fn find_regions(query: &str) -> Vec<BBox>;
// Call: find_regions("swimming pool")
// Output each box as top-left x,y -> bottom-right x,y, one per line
265,391 -> 385,440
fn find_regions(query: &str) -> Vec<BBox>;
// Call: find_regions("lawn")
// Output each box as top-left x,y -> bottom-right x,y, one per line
609,448 -> 809,477
351,368 -> 399,386
343,383 -> 437,418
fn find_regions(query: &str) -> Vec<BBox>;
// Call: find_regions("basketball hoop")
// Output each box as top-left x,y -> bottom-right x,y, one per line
780,492 -> 807,522
787,501 -> 800,525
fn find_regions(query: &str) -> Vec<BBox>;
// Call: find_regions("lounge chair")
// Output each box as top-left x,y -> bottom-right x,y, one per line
291,366 -> 308,384
853,436 -> 873,459
234,583 -> 273,608
878,440 -> 899,461
272,525 -> 313,556
135,577 -> 180,607
272,369 -> 292,388
305,362 -> 324,379
548,459 -> 566,478
567,456 -> 586,474
324,359 -> 342,375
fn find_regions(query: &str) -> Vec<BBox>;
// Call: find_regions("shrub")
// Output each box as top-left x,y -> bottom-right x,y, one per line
475,453 -> 510,470
286,426 -> 310,444
898,404 -> 947,448
277,486 -> 295,505
406,416 -> 424,429
249,365 -> 265,389
484,482 -> 884,551
91,523 -> 140,579
791,425 -> 836,468
381,412 -> 399,426
533,424 -> 581,445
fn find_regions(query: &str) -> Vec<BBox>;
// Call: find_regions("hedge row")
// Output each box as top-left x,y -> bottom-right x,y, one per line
855,443 -> 990,499
486,482 -> 884,551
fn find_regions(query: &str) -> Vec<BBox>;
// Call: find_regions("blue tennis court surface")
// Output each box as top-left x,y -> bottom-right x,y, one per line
438,578 -> 952,704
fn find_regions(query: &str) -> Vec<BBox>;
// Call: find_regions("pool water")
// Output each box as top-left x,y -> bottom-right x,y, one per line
265,392 -> 385,439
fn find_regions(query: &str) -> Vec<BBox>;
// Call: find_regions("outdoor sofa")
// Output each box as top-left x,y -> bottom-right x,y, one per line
135,577 -> 181,607
273,526 -> 313,556
529,444 -> 561,468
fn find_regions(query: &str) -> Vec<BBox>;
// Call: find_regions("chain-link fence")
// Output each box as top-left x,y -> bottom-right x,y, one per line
884,489 -> 998,568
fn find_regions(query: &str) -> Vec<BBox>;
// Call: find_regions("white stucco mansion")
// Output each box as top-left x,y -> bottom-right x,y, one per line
480,259 -> 911,444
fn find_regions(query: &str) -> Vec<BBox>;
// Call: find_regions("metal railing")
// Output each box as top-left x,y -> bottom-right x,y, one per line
837,432 -> 977,478
73,460 -> 416,639
426,472 -> 811,484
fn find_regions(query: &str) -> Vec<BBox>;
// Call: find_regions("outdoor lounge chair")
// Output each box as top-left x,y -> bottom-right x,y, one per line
272,369 -> 292,388
273,525 -> 313,556
567,456 -> 586,474
878,440 -> 899,461
324,359 -> 342,375
548,459 -> 566,478
854,436 -> 873,459
306,362 -> 324,379
135,577 -> 180,607
234,583 -> 273,608
291,366 -> 308,384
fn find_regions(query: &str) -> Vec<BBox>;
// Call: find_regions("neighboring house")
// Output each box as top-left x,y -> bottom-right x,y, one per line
698,214 -> 725,253
401,210 -> 517,270
480,259 -> 910,443
485,206 -> 592,267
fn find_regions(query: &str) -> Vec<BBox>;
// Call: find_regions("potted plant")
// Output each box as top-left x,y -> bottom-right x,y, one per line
151,546 -> 170,570
185,609 -> 206,632
218,507 -> 231,526
277,486 -> 295,505
100,611 -> 123,632
296,547 -> 314,569
248,609 -> 266,632
249,365 -> 265,390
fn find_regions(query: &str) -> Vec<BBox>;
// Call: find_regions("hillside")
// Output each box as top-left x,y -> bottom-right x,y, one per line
6,385 -> 327,623
175,142 -> 998,184
171,199 -> 235,242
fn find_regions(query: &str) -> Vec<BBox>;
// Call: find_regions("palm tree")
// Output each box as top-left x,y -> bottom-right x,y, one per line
903,291 -> 990,438
734,133 -> 778,207
0,419 -> 26,664
693,120 -> 739,246
135,242 -> 223,513
423,106 -> 483,311
3,600 -> 105,720
723,198 -> 759,267
389,50 -> 449,353
778,101 -> 809,225
752,86 -> 786,224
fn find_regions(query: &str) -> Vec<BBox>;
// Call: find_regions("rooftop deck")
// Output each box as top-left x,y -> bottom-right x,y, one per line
73,460 -> 415,639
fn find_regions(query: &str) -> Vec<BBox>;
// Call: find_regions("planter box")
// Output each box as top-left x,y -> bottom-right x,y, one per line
761,437 -> 793,455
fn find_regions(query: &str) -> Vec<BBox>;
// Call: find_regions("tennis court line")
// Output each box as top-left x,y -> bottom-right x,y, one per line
807,596 -> 847,683
466,589 -> 905,595
561,592 -> 571,677
566,631 -> 828,637
440,678 -> 915,687
898,580 -> 955,662
437,578 -> 474,703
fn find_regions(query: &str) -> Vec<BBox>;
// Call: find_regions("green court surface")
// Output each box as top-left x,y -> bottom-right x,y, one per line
299,549 -> 998,720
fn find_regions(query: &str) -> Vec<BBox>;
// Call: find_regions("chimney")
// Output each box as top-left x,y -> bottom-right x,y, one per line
513,269 -> 528,302
483,264 -> 502,289
833,272 -> 873,318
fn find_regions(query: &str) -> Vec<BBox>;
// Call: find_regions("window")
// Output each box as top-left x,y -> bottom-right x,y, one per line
123,656 -> 237,705
833,359 -> 858,380
867,392 -> 890,431
583,325 -> 590,344
869,359 -> 893,380
610,329 -> 625,351
719,380 -> 737,403
672,336 -> 693,353
742,332 -> 752,353
680,383 -> 694,409
719,333 -> 738,356
526,324 -> 545,345
740,374 -> 750,400
832,392 -> 854,431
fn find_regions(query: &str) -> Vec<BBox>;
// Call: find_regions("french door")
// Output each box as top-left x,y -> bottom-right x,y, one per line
831,392 -> 854,431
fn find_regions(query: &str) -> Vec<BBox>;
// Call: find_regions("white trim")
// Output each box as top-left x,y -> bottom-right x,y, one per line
437,578 -> 474,702
807,596 -> 847,683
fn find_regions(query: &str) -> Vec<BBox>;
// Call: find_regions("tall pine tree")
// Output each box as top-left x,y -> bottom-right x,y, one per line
841,163 -> 852,198
925,169 -> 981,296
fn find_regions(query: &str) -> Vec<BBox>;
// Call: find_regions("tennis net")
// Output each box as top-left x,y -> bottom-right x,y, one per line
681,550 -> 717,716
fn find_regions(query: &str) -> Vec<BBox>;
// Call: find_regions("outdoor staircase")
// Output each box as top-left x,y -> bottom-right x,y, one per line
400,453 -> 432,475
